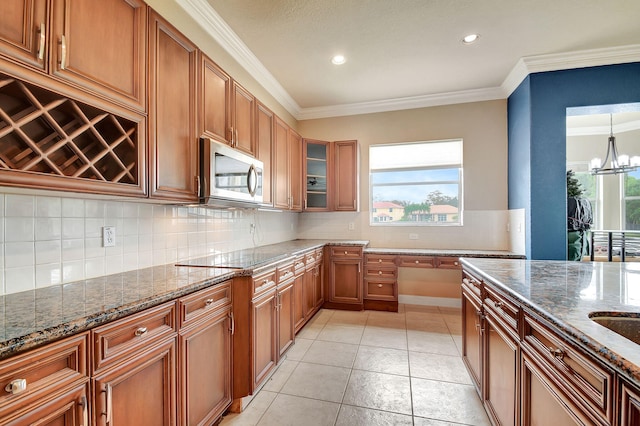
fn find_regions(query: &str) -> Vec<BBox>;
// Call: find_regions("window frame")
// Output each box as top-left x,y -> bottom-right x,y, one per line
369,139 -> 463,227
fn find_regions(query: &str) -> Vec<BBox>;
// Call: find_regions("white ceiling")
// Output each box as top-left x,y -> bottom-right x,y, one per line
178,0 -> 640,120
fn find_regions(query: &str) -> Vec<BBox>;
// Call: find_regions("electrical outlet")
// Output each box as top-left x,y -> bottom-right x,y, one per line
348,222 -> 355,231
250,223 -> 256,234
103,226 -> 116,247
409,233 -> 418,240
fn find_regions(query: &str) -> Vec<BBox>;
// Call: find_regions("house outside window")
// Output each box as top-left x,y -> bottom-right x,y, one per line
369,140 -> 463,226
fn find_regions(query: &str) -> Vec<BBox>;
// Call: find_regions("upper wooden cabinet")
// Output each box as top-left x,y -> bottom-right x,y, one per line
303,139 -> 358,212
199,53 -> 231,145
289,128 -> 303,211
0,0 -> 148,112
231,81 -> 256,156
334,140 -> 358,211
256,101 -> 274,206
273,116 -> 292,210
148,10 -> 198,202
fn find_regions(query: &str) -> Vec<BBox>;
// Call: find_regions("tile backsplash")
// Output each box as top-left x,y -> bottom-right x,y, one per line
0,192 -> 298,295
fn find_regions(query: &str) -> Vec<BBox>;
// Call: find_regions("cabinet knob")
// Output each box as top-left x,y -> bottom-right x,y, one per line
205,298 -> 214,306
134,327 -> 148,336
378,259 -> 382,263
494,301 -> 503,309
548,347 -> 565,360
378,271 -> 383,275
415,260 -> 420,264
344,251 -> 348,255
4,379 -> 27,394
377,284 -> 383,288
454,261 -> 459,266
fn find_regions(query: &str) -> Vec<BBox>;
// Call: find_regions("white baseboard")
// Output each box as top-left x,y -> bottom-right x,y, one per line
398,295 -> 461,308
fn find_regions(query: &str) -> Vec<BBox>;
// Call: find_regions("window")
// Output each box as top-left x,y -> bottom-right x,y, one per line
624,169 -> 640,230
369,140 -> 463,225
567,162 -> 600,228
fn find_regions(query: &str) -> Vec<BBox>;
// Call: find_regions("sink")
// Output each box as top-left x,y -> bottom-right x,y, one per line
589,312 -> 640,345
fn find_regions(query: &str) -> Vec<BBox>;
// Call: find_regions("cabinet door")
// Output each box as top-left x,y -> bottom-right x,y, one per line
620,380 -> 640,426
256,101 -> 274,206
484,310 -> 518,426
0,0 -> 47,70
179,306 -> 232,426
303,139 -> 330,211
293,273 -> 305,332
313,263 -> 324,309
289,129 -> 303,211
199,53 -> 231,145
252,290 -> 277,390
461,287 -> 483,396
521,351 -> 591,426
51,0 -> 147,110
273,116 -> 290,209
2,382 -> 90,426
277,282 -> 295,358
303,267 -> 315,318
148,11 -> 198,202
231,81 -> 255,156
334,140 -> 358,211
93,337 -> 177,426
328,259 -> 362,304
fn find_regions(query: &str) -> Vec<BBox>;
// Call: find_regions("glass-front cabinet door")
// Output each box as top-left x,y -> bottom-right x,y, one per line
304,140 -> 330,210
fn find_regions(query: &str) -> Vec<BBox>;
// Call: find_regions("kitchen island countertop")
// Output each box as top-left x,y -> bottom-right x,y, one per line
460,257 -> 640,388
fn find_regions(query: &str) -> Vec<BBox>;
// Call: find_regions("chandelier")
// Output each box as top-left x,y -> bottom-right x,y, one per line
590,114 -> 640,175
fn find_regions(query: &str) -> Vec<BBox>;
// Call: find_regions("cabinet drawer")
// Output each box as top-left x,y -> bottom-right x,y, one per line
397,255 -> 435,268
305,251 -> 318,269
483,284 -> 519,334
315,248 -> 323,263
293,256 -> 306,274
462,270 -> 483,300
365,254 -> 397,267
253,269 -> 277,295
522,311 -> 613,424
330,246 -> 363,258
436,257 -> 461,269
277,262 -> 296,284
92,301 -> 177,373
0,333 -> 88,411
364,266 -> 397,280
364,281 -> 397,301
178,281 -> 232,328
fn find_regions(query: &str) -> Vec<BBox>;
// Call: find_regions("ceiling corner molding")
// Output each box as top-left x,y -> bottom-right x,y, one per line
501,44 -> 640,97
296,87 -> 505,120
176,0 -> 301,117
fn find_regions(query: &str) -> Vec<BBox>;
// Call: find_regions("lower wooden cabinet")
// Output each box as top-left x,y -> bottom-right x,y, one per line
277,280 -> 295,358
0,333 -> 89,425
178,283 -> 233,426
325,246 -> 363,310
461,278 -> 483,395
620,380 -> 640,425
93,337 -> 177,426
252,287 -> 278,390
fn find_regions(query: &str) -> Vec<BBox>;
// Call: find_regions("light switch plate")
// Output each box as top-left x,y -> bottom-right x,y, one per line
103,226 -> 116,247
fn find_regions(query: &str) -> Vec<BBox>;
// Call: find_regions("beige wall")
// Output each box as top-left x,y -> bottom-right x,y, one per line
298,100 -> 514,250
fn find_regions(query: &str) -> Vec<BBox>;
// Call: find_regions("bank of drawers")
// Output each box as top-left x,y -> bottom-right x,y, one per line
364,254 -> 397,301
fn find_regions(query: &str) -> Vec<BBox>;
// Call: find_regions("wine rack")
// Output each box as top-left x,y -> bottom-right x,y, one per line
0,73 -> 145,196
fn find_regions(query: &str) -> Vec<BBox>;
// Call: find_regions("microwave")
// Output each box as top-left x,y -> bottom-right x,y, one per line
200,138 -> 264,207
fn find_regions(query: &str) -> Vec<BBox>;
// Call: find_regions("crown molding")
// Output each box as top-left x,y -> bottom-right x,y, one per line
175,0 -> 301,117
296,87 -> 506,120
174,0 -> 640,120
501,44 -> 640,97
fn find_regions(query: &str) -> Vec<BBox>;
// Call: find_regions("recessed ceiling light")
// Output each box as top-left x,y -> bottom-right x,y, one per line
331,55 -> 346,65
462,34 -> 480,44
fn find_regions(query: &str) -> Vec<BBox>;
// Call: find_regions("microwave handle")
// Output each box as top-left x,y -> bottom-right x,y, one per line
247,164 -> 257,197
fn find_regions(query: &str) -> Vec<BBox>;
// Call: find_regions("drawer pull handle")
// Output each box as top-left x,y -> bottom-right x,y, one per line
462,278 -> 470,285
454,261 -> 459,266
5,378 -> 27,394
59,35 -> 67,69
378,259 -> 382,263
134,327 -> 148,336
494,301 -> 503,309
296,262 -> 304,268
378,271 -> 383,275
415,260 -> 419,264
37,23 -> 46,60
377,284 -> 383,288
548,347 -> 565,360
205,298 -> 214,306
344,251 -> 348,255
81,395 -> 88,426
105,384 -> 113,424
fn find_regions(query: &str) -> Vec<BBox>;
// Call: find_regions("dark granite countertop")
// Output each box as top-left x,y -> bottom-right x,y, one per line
365,247 -> 525,259
0,239 -> 368,360
459,258 -> 640,388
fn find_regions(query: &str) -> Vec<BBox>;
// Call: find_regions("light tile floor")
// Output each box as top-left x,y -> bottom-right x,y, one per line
220,304 -> 490,426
